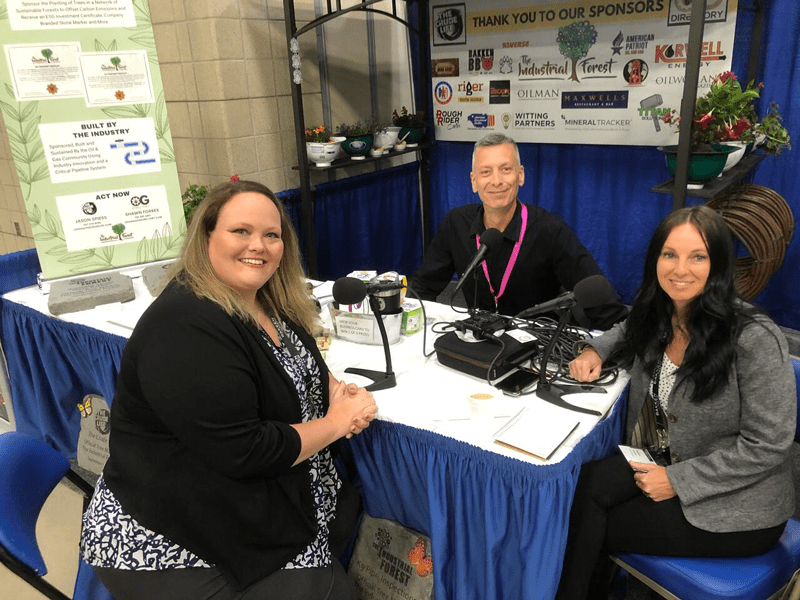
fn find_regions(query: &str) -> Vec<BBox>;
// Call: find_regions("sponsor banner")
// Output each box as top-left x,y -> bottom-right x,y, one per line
430,0 -> 737,144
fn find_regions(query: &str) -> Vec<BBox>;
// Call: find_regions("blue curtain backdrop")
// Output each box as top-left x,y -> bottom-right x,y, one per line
429,0 -> 799,328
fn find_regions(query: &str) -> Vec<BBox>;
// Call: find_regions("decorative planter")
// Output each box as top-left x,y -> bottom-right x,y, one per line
658,144 -> 738,187
398,126 -> 426,147
340,134 -> 374,160
718,141 -> 747,173
374,126 -> 401,155
306,139 -> 343,167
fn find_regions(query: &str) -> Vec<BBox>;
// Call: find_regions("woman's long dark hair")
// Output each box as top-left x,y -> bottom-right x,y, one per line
611,205 -> 758,402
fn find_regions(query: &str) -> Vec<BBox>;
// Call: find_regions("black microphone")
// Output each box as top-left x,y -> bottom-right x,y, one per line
332,277 -> 404,305
453,228 -> 504,297
331,276 -> 399,391
514,275 -> 617,320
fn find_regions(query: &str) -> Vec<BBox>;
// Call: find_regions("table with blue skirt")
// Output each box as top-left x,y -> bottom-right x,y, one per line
0,249 -> 627,600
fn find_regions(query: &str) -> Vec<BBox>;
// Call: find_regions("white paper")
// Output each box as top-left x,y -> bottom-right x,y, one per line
492,402 -> 580,460
6,0 -> 136,30
618,444 -> 657,465
4,42 -> 84,100
79,50 -> 155,107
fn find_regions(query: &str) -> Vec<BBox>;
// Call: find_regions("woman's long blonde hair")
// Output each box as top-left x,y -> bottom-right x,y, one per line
163,180 -> 319,332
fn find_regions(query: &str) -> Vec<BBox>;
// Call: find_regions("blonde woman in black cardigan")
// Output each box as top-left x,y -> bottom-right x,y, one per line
81,180 -> 377,600
557,206 -> 795,600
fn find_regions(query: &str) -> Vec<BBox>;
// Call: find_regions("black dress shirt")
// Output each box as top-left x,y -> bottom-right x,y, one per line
410,202 -> 627,330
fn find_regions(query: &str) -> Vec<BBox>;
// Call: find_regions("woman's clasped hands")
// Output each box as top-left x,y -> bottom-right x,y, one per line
329,381 -> 378,439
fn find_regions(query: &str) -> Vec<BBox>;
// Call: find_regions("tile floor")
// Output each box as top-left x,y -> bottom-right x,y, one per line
1,481 -> 83,599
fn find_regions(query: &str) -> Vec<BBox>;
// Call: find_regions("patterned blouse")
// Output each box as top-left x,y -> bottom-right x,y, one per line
630,352 -> 679,451
80,318 -> 340,571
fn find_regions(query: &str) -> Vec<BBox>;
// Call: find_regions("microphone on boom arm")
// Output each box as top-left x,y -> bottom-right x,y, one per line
514,275 -> 618,416
452,228 -> 504,299
332,277 -> 399,392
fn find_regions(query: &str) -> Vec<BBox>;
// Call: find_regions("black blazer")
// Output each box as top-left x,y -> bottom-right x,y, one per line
103,281 -> 330,589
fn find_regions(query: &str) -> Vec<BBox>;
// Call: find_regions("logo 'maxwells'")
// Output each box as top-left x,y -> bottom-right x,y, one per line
561,91 -> 629,109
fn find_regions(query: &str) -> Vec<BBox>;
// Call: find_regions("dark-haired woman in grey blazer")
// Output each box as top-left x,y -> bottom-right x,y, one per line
556,205 -> 796,600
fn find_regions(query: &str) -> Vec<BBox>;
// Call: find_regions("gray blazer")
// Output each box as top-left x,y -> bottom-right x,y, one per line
589,315 -> 796,533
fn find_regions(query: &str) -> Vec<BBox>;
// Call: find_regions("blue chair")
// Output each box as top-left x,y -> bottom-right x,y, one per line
610,357 -> 800,599
0,431 -> 114,600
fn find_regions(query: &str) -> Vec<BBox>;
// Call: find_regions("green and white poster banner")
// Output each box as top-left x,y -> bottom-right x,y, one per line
0,0 -> 183,280
429,0 -> 737,145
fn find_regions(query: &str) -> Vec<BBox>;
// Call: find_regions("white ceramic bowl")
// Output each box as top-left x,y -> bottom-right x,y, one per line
306,140 -> 342,167
718,141 -> 747,173
375,126 -> 401,155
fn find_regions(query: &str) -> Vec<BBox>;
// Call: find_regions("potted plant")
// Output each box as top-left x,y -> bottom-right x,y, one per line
336,121 -> 376,160
182,175 -> 240,224
392,107 -> 427,147
662,71 -> 790,154
373,121 -> 402,155
755,103 -> 791,156
181,184 -> 208,224
659,71 -> 790,185
305,125 -> 344,167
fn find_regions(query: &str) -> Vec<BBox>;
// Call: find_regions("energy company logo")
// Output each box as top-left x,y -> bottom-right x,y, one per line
434,81 -> 454,105
489,80 -> 510,104
432,4 -> 467,46
469,48 -> 494,74
436,109 -> 462,129
610,31 -> 624,55
456,81 -> 485,103
625,33 -> 655,56
467,113 -> 494,129
561,91 -> 629,110
655,41 -> 726,65
517,87 -> 559,101
668,0 -> 728,26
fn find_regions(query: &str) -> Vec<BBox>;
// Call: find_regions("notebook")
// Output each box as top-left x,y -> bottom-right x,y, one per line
492,402 -> 581,461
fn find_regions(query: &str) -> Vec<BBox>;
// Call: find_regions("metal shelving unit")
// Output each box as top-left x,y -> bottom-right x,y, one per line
283,0 -> 433,277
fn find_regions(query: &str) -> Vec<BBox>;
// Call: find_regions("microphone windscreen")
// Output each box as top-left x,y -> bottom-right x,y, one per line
332,277 -> 368,305
573,275 -> 618,309
479,228 -> 503,252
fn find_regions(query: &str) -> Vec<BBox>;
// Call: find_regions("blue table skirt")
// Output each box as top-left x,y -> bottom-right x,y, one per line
2,284 -> 627,600
349,393 -> 627,600
2,300 -> 126,454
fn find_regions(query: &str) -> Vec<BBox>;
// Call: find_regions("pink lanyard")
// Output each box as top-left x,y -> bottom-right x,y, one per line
477,203 -> 527,308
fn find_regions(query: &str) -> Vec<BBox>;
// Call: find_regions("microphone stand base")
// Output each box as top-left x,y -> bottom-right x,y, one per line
536,383 -> 602,416
345,367 -> 397,392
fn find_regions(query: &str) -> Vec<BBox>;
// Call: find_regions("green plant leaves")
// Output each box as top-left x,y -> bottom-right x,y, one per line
1,90 -> 50,200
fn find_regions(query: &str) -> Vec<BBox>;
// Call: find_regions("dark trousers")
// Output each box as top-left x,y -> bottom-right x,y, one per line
93,557 -> 354,600
556,453 -> 786,600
